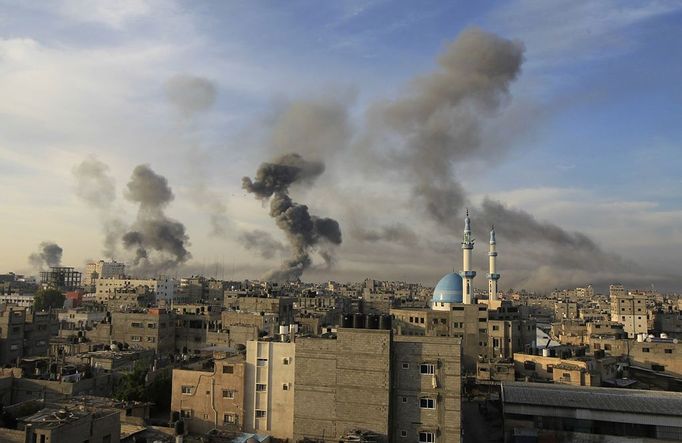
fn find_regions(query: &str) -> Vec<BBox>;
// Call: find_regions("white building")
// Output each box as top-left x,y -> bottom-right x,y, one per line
244,339 -> 295,440
95,276 -> 176,304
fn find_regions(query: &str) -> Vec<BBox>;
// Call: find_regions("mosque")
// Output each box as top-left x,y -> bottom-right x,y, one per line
431,210 -> 500,310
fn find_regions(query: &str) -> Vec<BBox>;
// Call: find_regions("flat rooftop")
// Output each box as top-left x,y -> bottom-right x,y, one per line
502,382 -> 682,417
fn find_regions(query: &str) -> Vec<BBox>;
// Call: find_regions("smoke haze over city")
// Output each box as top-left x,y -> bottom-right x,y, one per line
1,1 -> 682,291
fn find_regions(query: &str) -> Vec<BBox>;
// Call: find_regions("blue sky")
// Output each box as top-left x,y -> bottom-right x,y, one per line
1,0 -> 681,290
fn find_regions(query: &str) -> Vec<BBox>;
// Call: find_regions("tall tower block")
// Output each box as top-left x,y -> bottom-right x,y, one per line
460,209 -> 476,304
487,226 -> 500,301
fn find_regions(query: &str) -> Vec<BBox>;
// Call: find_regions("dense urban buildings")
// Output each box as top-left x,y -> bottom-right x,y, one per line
0,212 -> 680,443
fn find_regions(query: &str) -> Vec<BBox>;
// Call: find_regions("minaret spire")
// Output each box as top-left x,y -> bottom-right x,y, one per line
460,209 -> 476,304
487,225 -> 500,302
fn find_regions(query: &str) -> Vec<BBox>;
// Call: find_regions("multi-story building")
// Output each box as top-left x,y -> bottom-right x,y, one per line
40,267 -> 82,291
610,291 -> 649,337
171,354 -> 246,434
244,340 -> 296,440
0,304 -> 26,365
107,309 -> 175,354
95,277 -> 176,304
83,260 -> 125,288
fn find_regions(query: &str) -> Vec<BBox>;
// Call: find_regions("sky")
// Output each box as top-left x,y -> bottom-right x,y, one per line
1,0 -> 681,292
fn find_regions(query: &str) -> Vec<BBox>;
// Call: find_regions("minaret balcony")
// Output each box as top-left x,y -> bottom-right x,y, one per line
487,273 -> 500,280
460,271 -> 476,278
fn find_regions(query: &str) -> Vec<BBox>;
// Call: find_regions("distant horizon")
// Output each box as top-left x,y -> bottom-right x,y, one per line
2,2 -> 681,291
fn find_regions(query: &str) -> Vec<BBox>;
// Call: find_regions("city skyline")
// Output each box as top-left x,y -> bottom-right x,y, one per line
1,1 -> 682,290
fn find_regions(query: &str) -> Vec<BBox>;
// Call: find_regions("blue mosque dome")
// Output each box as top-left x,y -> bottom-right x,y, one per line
432,272 -> 463,304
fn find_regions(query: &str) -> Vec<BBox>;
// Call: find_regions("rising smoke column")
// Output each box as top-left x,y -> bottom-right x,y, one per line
242,153 -> 342,282
72,157 -> 125,258
28,242 -> 63,270
122,164 -> 191,274
370,27 -> 525,225
165,74 -> 230,237
354,27 -> 640,286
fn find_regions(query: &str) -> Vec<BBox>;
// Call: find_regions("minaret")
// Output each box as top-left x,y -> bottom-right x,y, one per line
487,225 -> 500,302
460,209 -> 476,304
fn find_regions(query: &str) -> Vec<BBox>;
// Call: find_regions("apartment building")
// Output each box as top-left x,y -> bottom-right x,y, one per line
171,355 -> 246,434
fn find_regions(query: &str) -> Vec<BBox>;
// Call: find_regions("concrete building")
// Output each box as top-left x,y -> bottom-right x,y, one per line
502,382 -> 682,442
171,354 -> 246,434
0,305 -> 26,365
40,267 -> 82,291
244,340 -> 296,440
610,290 -> 649,337
391,335 -> 462,443
0,294 -> 34,307
96,277 -> 176,304
293,327 -> 462,443
19,406 -> 120,443
83,260 -> 125,288
109,309 -> 175,354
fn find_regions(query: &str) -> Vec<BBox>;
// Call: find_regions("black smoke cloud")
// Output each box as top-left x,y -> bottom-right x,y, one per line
243,154 -> 342,282
122,165 -> 191,273
72,157 -> 125,258
29,242 -> 63,270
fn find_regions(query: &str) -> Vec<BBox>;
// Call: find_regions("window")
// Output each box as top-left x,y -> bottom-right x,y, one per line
131,322 -> 143,328
400,430 -> 407,437
256,384 -> 267,392
420,317 -> 424,324
523,361 -> 536,370
282,357 -> 291,365
180,409 -> 192,418
420,363 -> 435,375
665,349 -> 673,354
223,414 -> 236,424
223,365 -> 234,374
492,325 -> 499,331
222,389 -> 234,399
546,364 -> 554,374
148,323 -> 157,328
402,363 -> 409,369
419,431 -> 435,443
604,344 -> 612,351
255,410 -> 266,418
402,396 -> 407,403
562,373 -> 571,380
282,384 -> 289,391
131,336 -> 142,342
181,385 -> 193,394
146,336 -> 156,342
642,348 -> 650,353
420,397 -> 435,409
256,358 -> 268,367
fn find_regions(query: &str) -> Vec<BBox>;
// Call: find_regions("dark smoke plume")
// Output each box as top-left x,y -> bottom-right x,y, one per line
122,165 -> 191,274
243,154 -> 342,282
72,157 -> 125,258
370,27 -> 524,225
29,242 -> 63,270
352,223 -> 419,248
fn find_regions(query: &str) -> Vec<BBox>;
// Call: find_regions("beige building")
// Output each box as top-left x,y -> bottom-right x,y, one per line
244,340 -> 296,440
513,353 -> 617,386
84,260 -> 125,288
20,406 -> 120,443
294,327 -> 462,443
294,328 -> 391,442
392,335 -> 462,443
171,355 -> 246,434
610,291 -> 649,337
391,305 -> 486,372
110,309 -> 175,354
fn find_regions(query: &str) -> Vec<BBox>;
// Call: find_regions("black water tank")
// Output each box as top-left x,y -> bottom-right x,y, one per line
366,314 -> 380,329
341,314 -> 353,328
379,315 -> 392,330
352,313 -> 366,329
